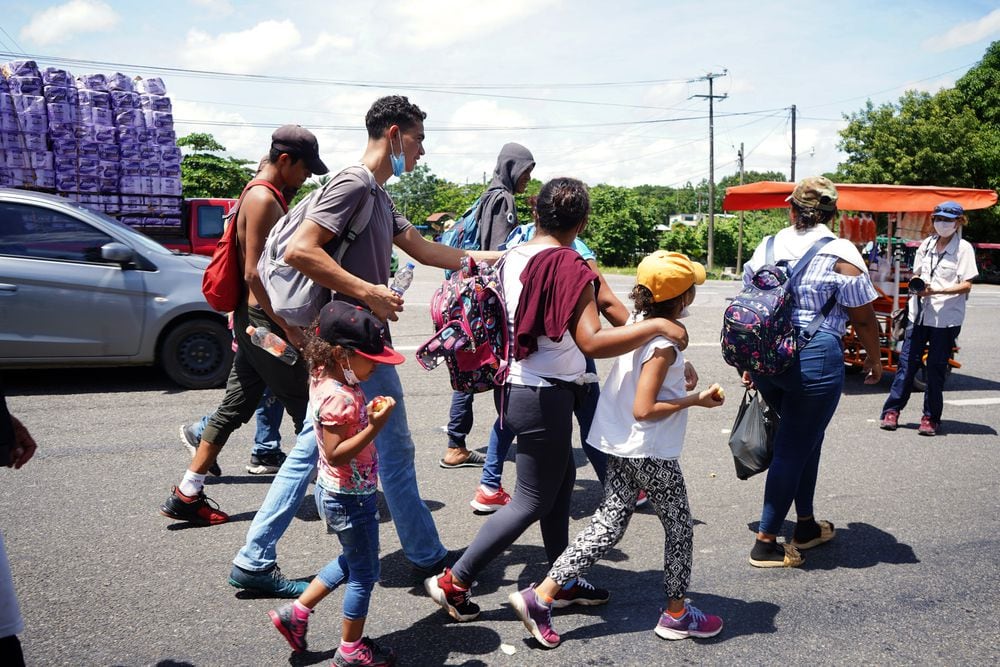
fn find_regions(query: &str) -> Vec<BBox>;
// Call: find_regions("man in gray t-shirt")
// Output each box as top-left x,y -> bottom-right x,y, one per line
232,96 -> 500,585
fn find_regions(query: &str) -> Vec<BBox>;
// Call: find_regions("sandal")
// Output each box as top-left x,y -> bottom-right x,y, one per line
749,540 -> 804,568
791,519 -> 836,550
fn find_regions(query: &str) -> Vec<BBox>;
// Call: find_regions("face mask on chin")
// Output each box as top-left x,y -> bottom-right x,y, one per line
389,132 -> 405,177
933,220 -> 957,238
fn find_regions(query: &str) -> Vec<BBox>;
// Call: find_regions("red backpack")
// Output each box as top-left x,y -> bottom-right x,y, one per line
202,179 -> 287,312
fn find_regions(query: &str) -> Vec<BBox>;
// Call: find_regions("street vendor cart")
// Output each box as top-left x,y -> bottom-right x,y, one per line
721,182 -> 998,379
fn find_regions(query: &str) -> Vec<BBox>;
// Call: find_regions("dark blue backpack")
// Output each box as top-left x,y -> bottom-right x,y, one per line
721,236 -> 836,375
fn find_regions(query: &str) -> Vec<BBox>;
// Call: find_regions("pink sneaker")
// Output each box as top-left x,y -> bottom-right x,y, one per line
470,486 -> 511,513
654,604 -> 723,640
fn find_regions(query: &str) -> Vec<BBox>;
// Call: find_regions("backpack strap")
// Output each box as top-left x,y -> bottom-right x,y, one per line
764,235 -> 776,265
241,178 -> 289,213
792,237 -> 838,345
328,165 -> 378,264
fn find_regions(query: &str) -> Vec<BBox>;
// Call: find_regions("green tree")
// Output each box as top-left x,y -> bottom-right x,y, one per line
177,133 -> 254,198
836,40 -> 1000,240
385,163 -> 440,225
584,185 -> 659,266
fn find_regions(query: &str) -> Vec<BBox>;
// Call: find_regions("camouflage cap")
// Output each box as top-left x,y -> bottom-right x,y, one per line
786,176 -> 838,212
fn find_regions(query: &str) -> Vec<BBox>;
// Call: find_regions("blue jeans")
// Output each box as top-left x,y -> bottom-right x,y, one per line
446,390 -> 475,449
480,357 -> 607,490
233,364 -> 446,572
314,488 -> 380,620
882,324 -> 960,422
752,332 -> 843,536
193,388 -> 284,457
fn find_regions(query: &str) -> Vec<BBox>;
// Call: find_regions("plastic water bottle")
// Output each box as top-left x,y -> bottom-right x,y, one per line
390,262 -> 415,295
246,325 -> 299,365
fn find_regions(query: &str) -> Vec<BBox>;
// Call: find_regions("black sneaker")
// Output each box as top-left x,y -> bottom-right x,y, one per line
425,568 -> 480,622
179,424 -> 221,477
160,486 -> 229,525
247,450 -> 286,475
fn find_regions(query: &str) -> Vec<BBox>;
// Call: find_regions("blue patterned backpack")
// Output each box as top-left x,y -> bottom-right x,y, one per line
721,237 -> 835,375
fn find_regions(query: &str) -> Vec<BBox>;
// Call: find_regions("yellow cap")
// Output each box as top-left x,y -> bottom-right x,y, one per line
636,250 -> 706,302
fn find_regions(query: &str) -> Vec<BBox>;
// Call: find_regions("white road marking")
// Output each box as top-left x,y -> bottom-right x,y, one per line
944,398 -> 1000,406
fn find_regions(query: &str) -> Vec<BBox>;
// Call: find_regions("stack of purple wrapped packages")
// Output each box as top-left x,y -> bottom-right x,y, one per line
0,60 -> 183,231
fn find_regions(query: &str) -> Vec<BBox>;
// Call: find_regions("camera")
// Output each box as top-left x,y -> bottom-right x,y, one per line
908,277 -> 926,293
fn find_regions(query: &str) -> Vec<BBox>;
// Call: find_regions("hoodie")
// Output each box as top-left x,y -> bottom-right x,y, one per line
477,142 -> 535,251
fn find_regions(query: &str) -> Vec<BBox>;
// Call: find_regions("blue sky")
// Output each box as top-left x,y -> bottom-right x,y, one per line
1,0 -> 998,191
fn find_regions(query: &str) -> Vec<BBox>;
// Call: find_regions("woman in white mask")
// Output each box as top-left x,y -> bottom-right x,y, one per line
879,201 -> 979,436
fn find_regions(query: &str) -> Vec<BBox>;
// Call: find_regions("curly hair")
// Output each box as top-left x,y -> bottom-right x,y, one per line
534,177 -> 590,233
630,284 -> 689,320
790,201 -> 838,231
301,323 -> 355,377
365,96 -> 427,139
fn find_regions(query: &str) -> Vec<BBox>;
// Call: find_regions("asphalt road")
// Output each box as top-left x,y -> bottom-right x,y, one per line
3,266 -> 999,666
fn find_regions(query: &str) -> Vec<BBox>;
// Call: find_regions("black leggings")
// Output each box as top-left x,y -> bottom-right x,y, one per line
452,384 -> 577,583
0,635 -> 24,667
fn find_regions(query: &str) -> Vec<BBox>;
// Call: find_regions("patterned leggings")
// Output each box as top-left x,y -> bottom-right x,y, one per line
547,455 -> 693,600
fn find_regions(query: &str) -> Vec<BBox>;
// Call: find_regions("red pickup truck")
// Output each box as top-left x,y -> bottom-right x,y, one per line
125,197 -> 237,256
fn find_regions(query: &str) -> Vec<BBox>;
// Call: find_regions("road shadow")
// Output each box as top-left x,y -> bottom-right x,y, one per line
376,612 -> 501,667
2,366 -> 190,395
747,520 -> 918,569
164,509 -> 258,530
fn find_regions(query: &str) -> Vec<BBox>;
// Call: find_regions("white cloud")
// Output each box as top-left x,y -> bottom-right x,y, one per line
19,0 -> 120,46
923,8 -> 1000,52
298,32 -> 354,59
179,20 -> 301,74
390,0 -> 560,48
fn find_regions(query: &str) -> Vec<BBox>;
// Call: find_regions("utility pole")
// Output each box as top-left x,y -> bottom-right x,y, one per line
737,142 -> 745,272
790,104 -> 796,182
691,70 -> 727,270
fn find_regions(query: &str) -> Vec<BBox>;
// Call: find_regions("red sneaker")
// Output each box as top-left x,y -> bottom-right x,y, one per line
160,486 -> 229,525
880,410 -> 899,431
918,415 -> 939,436
636,490 -> 649,507
470,486 -> 511,513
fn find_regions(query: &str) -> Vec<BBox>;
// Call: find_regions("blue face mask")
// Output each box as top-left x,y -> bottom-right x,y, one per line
389,132 -> 405,177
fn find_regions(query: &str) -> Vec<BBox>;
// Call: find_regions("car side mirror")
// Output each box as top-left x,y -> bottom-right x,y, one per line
100,242 -> 135,265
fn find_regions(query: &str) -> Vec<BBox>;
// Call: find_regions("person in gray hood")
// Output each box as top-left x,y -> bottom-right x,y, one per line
440,143 -> 534,469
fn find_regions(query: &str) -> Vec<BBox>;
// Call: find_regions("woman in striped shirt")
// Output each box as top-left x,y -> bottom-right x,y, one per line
740,176 -> 882,568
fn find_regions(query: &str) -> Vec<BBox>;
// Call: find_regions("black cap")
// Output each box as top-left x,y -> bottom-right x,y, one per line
271,124 -> 329,175
316,302 -> 404,365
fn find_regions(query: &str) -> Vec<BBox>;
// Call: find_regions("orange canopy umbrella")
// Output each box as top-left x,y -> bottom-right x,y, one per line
722,181 -> 998,213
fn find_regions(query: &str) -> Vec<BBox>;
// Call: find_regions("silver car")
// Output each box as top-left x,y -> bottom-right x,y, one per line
0,188 -> 234,389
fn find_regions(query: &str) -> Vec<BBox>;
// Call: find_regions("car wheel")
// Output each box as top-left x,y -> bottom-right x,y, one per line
159,318 -> 234,389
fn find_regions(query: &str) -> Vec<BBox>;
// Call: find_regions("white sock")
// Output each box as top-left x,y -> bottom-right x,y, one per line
179,470 -> 206,497
480,484 -> 498,494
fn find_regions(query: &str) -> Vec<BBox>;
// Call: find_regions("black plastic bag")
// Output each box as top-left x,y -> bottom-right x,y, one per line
728,389 -> 779,480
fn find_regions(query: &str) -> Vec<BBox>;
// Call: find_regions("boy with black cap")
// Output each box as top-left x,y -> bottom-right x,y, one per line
162,125 -> 328,534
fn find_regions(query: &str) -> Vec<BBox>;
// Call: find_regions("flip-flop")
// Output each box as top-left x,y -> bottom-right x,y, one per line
439,450 -> 486,469
791,520 -> 836,550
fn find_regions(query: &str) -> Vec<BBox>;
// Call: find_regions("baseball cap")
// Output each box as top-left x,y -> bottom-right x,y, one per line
636,250 -> 707,302
932,200 -> 964,220
786,176 -> 838,212
316,302 -> 405,365
271,124 -> 329,175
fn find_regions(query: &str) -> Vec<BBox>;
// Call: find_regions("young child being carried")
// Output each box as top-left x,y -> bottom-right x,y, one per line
268,301 -> 403,667
509,250 -> 726,648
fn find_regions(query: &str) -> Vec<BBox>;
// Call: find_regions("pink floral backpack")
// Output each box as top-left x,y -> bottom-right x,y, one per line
416,256 -> 510,393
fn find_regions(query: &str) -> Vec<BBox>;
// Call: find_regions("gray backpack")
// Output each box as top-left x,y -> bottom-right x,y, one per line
258,165 -> 376,327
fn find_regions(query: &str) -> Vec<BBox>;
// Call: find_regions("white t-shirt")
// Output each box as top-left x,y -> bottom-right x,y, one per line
502,244 -> 587,387
587,335 -> 688,460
